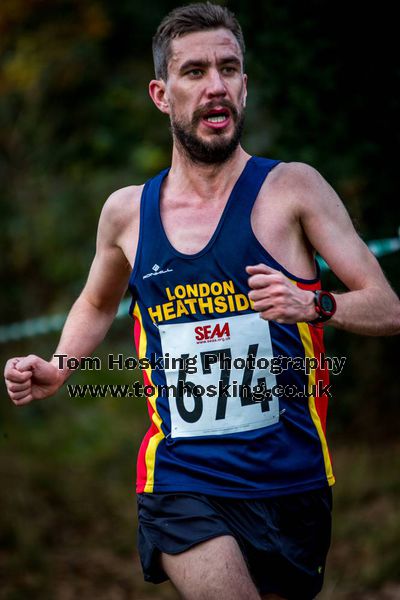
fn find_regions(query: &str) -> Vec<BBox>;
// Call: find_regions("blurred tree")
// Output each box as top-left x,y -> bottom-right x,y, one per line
0,0 -> 399,434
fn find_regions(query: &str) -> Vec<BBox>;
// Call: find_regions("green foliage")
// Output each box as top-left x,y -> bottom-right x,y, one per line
1,2 -> 399,596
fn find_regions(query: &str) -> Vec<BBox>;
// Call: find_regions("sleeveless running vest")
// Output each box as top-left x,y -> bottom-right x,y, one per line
128,156 -> 334,498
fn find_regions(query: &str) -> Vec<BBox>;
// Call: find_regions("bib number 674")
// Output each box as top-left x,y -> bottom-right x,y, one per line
175,345 -> 274,424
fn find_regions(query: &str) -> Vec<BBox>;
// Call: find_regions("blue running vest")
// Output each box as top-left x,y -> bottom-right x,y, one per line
128,156 -> 334,497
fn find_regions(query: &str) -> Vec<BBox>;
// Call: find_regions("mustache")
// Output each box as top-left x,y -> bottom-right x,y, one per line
192,100 -> 239,125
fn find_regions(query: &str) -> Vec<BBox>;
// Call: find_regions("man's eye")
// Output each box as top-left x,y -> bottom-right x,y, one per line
187,69 -> 203,77
222,66 -> 236,75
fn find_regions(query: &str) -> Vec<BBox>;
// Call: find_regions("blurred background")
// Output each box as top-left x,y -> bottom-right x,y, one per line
1,0 -> 399,598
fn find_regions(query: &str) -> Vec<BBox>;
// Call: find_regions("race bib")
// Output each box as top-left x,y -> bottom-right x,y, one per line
159,313 -> 279,438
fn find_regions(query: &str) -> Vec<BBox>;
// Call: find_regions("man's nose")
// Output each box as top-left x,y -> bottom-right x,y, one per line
205,69 -> 227,97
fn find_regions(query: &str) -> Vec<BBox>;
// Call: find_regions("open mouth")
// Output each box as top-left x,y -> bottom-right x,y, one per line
205,111 -> 229,123
202,108 -> 231,128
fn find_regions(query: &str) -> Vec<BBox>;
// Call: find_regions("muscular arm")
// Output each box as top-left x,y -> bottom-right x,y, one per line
49,202 -> 131,381
248,163 -> 400,336
299,164 -> 400,335
4,186 -> 141,404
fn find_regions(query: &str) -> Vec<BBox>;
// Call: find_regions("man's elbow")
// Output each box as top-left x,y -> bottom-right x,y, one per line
393,300 -> 400,335
384,296 -> 400,336
75,291 -> 120,319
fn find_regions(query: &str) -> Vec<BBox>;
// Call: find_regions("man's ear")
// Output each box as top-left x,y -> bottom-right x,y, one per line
242,73 -> 248,107
149,79 -> 170,115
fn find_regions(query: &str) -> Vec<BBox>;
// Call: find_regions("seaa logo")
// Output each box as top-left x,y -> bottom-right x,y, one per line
194,322 -> 230,342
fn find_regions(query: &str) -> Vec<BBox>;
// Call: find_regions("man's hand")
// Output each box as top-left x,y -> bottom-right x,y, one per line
4,356 -> 63,406
246,263 -> 317,323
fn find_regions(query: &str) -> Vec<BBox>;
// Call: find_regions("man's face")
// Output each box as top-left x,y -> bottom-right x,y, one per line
162,28 -> 247,164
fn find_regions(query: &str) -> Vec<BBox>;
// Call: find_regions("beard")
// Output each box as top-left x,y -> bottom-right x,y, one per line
170,100 -> 245,165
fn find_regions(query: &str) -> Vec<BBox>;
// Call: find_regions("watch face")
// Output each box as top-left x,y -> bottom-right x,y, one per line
320,292 -> 335,315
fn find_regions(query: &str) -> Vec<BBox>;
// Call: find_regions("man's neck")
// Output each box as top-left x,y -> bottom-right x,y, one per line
167,145 -> 251,201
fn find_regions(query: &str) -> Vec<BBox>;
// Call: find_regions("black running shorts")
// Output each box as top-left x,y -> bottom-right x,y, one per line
136,486 -> 333,599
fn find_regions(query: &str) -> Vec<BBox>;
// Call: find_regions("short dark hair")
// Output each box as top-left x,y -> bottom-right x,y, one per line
152,2 -> 245,80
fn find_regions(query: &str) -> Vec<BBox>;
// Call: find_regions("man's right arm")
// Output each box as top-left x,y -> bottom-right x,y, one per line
4,186 -> 141,405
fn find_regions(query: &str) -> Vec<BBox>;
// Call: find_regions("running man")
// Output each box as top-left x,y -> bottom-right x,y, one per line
4,4 -> 400,599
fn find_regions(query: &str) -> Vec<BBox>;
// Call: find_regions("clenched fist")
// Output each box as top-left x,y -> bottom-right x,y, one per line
246,263 -> 317,323
4,355 -> 63,406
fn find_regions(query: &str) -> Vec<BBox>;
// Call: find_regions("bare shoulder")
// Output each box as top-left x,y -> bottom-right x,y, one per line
99,185 -> 143,241
255,160 -> 334,228
267,161 -> 333,199
100,184 -> 144,232
95,184 -> 145,268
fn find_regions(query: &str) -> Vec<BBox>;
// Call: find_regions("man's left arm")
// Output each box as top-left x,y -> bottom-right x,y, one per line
247,163 -> 400,336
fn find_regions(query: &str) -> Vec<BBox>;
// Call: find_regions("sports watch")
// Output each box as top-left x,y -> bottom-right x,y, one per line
309,290 -> 336,324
